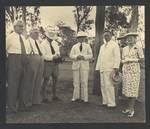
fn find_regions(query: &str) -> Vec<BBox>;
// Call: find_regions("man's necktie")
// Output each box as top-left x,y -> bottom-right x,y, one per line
48,40 -> 55,55
46,36 -> 55,55
19,35 -> 26,54
80,43 -> 83,52
35,40 -> 42,56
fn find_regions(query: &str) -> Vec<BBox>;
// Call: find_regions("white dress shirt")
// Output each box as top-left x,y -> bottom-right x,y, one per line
28,38 -> 43,55
70,42 -> 93,70
6,32 -> 31,56
95,40 -> 120,72
41,39 -> 60,61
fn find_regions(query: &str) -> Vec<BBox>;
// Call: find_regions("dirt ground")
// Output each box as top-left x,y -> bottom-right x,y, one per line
6,62 -> 145,123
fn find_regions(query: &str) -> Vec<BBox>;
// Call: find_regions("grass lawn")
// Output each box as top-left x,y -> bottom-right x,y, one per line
6,62 -> 145,123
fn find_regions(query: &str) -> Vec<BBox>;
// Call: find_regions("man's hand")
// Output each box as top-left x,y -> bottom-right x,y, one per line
77,55 -> 85,60
53,54 -> 60,60
113,68 -> 119,75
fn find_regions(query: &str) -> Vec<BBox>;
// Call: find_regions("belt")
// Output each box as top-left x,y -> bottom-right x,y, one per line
8,53 -> 30,55
30,54 -> 40,56
44,60 -> 53,63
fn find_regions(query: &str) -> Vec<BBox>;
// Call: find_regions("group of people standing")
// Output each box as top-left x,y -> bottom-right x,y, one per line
95,31 -> 144,117
6,20 -> 62,113
69,30 -> 144,118
6,20 -> 144,118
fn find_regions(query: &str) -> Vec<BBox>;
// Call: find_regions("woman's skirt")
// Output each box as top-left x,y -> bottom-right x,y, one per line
122,63 -> 141,98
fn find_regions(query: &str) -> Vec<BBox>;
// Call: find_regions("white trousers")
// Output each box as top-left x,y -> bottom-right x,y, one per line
72,69 -> 89,102
100,71 -> 116,107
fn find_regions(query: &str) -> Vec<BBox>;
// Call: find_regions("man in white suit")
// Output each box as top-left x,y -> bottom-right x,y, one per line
70,31 -> 93,103
95,31 -> 120,108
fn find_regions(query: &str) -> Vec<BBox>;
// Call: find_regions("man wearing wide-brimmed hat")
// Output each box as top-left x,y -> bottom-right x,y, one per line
40,27 -> 61,102
6,20 -> 32,113
95,31 -> 121,108
70,31 -> 93,103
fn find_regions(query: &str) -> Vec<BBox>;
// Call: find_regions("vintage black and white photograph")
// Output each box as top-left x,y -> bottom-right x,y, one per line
5,6 -> 145,123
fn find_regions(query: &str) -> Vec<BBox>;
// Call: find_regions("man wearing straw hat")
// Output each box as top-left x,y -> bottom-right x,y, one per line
95,31 -> 121,108
40,27 -> 61,102
6,20 -> 32,113
70,31 -> 93,103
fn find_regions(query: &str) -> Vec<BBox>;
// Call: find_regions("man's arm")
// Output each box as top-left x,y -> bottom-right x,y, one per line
6,36 -> 11,57
69,45 -> 77,60
95,46 -> 101,71
113,43 -> 121,69
83,45 -> 93,60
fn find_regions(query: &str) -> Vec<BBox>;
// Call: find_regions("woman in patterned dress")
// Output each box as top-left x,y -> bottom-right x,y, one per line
121,32 -> 144,117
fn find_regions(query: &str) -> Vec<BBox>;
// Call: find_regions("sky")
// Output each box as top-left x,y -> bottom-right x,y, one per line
40,6 -> 96,37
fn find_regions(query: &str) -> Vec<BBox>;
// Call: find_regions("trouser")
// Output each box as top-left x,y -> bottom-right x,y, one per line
41,62 -> 59,101
100,71 -> 116,107
32,56 -> 44,104
72,68 -> 89,102
7,54 -> 29,112
22,55 -> 44,106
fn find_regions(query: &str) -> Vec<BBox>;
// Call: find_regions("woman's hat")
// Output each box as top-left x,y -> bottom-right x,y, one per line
110,71 -> 122,85
125,32 -> 138,37
124,32 -> 138,38
117,32 -> 126,40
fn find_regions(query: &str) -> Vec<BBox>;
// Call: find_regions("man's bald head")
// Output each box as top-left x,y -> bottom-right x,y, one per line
29,27 -> 39,40
13,20 -> 24,34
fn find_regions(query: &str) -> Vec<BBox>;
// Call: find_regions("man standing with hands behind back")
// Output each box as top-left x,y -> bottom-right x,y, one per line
70,31 -> 93,103
6,20 -> 31,113
26,28 -> 44,106
96,31 -> 120,108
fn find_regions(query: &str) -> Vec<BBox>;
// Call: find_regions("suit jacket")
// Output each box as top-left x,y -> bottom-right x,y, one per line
69,42 -> 93,70
95,40 -> 120,72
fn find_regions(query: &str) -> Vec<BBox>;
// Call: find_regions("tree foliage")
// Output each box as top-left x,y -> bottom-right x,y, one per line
5,6 -> 41,34
56,23 -> 76,56
105,6 -> 132,36
73,6 -> 94,32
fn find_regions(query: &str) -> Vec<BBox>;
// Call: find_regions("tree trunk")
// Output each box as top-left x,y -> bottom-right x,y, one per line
92,6 -> 105,95
128,6 -> 138,32
22,6 -> 26,30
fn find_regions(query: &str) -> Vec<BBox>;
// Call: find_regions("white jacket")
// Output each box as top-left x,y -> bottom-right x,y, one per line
69,42 -> 93,70
95,40 -> 120,72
